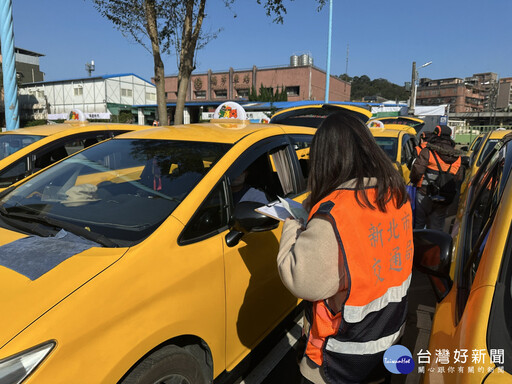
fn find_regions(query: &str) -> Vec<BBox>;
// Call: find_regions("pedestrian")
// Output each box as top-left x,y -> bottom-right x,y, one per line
277,112 -> 413,384
415,130 -> 432,156
409,125 -> 463,231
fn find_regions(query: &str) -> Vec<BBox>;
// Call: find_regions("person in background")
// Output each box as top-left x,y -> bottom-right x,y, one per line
410,125 -> 463,231
230,169 -> 268,205
277,112 -> 413,384
415,130 -> 432,156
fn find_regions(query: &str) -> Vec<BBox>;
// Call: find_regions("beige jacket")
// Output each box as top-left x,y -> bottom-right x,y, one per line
276,178 -> 377,383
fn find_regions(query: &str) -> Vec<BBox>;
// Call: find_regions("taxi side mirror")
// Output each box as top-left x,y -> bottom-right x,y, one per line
461,155 -> 470,169
413,229 -> 453,302
225,201 -> 279,247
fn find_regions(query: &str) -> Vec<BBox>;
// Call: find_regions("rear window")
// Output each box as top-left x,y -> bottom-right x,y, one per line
374,137 -> 398,161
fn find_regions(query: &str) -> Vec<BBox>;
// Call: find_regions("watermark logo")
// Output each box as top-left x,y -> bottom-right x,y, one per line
384,345 -> 415,374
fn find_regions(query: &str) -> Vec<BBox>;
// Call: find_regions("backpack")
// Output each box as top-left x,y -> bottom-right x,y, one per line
424,150 -> 457,205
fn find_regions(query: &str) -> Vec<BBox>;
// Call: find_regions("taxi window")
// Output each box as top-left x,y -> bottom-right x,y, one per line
401,134 -> 416,165
469,135 -> 483,152
374,137 -> 398,162
0,139 -> 231,246
0,157 -> 29,187
0,134 -> 44,160
476,139 -> 499,167
179,182 -> 227,244
289,135 -> 313,194
456,143 -> 511,319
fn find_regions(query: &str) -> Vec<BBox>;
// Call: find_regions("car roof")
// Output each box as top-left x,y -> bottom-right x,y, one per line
116,122 -> 314,144
487,129 -> 512,140
0,122 -> 149,137
369,127 -> 405,138
269,103 -> 372,126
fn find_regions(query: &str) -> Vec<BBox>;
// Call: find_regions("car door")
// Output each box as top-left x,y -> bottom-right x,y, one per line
424,140 -> 512,383
222,136 -> 302,369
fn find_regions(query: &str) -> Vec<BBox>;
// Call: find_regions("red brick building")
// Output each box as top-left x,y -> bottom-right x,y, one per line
416,77 -> 484,113
163,63 -> 351,104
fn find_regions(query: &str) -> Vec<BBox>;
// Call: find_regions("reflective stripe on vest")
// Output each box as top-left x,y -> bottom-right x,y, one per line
326,323 -> 406,355
344,274 -> 411,323
303,187 -> 413,378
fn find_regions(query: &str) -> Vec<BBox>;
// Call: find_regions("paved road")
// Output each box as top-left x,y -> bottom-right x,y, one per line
226,269 -> 437,384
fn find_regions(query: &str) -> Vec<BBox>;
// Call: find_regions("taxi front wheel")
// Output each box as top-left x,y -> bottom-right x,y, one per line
121,344 -> 210,384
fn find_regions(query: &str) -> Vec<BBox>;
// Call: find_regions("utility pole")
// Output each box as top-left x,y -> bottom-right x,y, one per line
324,0 -> 333,103
408,61 -> 417,116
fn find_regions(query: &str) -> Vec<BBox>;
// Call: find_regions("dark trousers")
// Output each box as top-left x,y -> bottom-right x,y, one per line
414,192 -> 447,231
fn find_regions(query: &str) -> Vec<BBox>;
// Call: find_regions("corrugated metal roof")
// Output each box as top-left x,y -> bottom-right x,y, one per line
21,73 -> 155,87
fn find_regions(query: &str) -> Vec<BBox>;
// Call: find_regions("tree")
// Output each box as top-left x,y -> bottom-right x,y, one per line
91,0 -> 325,125
340,74 -> 410,102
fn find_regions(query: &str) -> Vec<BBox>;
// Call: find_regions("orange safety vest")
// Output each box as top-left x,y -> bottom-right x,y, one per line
303,187 -> 413,383
417,149 -> 461,188
415,142 -> 427,156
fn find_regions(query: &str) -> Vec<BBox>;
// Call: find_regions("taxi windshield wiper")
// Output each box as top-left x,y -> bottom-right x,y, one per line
0,206 -> 118,248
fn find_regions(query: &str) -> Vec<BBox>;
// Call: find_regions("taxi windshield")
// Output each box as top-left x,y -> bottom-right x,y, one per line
0,139 -> 231,246
374,137 -> 398,161
0,134 -> 45,159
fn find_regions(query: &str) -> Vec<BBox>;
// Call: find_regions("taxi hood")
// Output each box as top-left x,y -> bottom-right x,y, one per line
0,229 -> 127,348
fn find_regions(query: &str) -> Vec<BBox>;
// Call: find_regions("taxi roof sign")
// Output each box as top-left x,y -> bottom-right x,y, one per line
213,102 -> 247,121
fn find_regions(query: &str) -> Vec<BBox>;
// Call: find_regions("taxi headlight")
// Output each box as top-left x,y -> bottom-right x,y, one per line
0,341 -> 55,384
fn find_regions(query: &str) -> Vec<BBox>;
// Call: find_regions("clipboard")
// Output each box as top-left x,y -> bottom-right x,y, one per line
255,197 -> 308,222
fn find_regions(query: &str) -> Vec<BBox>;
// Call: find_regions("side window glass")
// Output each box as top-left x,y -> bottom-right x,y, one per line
457,152 -> 505,316
228,144 -> 295,208
289,135 -> 313,194
0,157 -> 28,187
179,182 -> 227,244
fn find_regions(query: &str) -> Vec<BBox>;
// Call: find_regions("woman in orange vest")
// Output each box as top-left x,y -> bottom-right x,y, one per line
278,112 -> 413,383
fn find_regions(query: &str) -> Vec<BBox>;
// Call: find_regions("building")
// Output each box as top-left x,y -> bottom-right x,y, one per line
162,54 -> 351,121
469,72 -> 499,111
19,74 -> 157,123
0,46 -> 45,84
497,77 -> 512,111
416,77 -> 484,114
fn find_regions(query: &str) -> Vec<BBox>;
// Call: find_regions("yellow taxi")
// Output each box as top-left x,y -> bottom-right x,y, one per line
368,122 -> 418,183
467,129 -> 512,182
0,120 -> 147,189
465,132 -> 485,158
413,133 -> 512,382
0,105 -> 317,383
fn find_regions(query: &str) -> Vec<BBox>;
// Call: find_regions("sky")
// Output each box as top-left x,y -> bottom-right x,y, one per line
10,0 -> 512,86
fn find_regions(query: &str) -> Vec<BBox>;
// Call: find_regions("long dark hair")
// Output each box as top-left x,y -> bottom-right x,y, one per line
308,111 -> 407,212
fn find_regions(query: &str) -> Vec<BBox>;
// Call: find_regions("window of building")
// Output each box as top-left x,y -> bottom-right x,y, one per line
195,90 -> 206,99
236,89 -> 249,99
146,92 -> 156,101
286,86 -> 300,97
74,87 -> 83,96
37,90 -> 45,98
121,88 -> 133,97
215,90 -> 227,98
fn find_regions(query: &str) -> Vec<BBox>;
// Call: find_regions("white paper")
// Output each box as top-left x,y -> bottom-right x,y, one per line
255,196 -> 308,222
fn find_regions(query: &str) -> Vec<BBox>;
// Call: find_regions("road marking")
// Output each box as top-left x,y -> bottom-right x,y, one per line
239,317 -> 303,384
